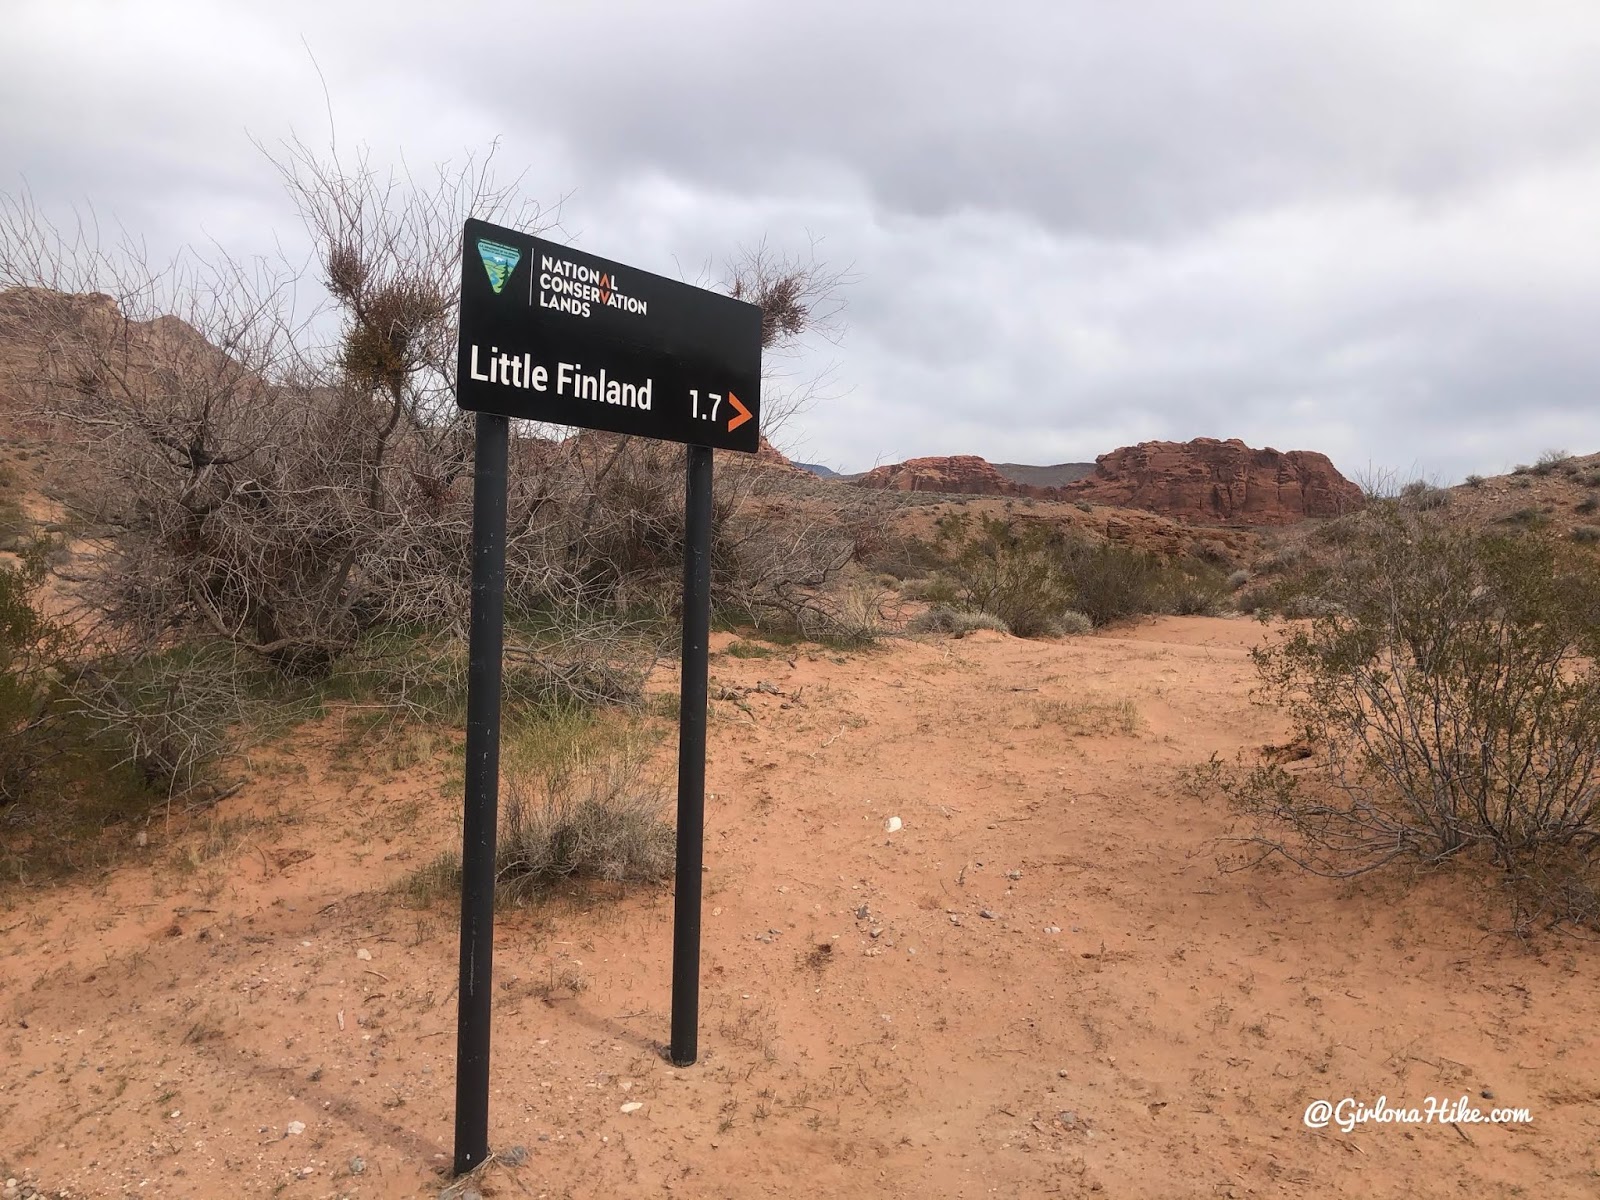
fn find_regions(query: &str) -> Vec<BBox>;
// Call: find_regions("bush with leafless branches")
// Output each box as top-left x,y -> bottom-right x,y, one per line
0,137 -> 862,709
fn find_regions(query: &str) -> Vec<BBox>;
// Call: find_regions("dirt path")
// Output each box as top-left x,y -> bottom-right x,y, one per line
2,617 -> 1596,1198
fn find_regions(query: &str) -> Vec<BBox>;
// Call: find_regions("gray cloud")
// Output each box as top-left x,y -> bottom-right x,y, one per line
5,0 -> 1600,481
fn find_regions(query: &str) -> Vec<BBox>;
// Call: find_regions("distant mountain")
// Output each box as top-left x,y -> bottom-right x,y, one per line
992,462 -> 1097,488
796,462 -> 841,478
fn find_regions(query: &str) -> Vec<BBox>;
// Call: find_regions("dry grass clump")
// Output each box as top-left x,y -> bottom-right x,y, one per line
905,606 -> 1010,637
1034,697 -> 1140,736
497,726 -> 674,902
400,713 -> 673,909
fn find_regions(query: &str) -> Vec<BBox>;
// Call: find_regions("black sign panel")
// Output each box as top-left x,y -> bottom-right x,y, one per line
456,218 -> 763,452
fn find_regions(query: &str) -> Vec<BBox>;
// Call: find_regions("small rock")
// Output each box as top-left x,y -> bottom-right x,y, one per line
356,948 -> 372,962
620,1101 -> 643,1114
459,1190 -> 483,1200
348,1156 -> 366,1175
980,909 -> 997,920
1058,1110 -> 1079,1128
855,905 -> 870,920
135,830 -> 148,848
1006,869 -> 1022,880
948,915 -> 962,926
1058,1069 -> 1069,1078
286,1120 -> 306,1136
870,927 -> 883,938
1044,925 -> 1061,934
884,816 -> 903,833
500,1144 -> 529,1166
1481,1088 -> 1495,1100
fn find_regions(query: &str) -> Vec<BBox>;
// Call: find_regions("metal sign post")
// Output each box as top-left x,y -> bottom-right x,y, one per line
451,218 -> 761,1172
453,411 -> 508,1175
670,443 -> 714,1066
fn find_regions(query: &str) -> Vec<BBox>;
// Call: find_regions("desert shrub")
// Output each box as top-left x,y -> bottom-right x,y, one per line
1464,474 -> 1485,488
1511,464 -> 1531,475
1581,470 -> 1600,489
906,606 -> 1010,637
0,540 -> 65,806
1399,480 -> 1451,510
860,531 -> 945,581
1501,507 -> 1547,528
0,542 -> 205,879
1572,525 -> 1600,544
1226,505 -> 1600,927
1575,494 -> 1598,515
1532,448 -> 1571,476
1163,562 -> 1233,615
1227,569 -> 1252,590
1051,610 -> 1094,636
931,514 -> 1074,638
1511,475 -> 1533,489
494,717 -> 673,902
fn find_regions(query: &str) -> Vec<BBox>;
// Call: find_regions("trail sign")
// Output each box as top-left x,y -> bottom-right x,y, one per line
457,217 -> 763,453
451,220 -> 764,1176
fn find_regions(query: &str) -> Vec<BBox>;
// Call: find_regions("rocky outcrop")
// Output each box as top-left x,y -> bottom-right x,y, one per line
1063,438 -> 1363,524
852,439 -> 1362,525
855,455 -> 1035,497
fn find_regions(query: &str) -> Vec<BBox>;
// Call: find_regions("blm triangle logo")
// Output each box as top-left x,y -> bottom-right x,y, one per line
477,239 -> 521,295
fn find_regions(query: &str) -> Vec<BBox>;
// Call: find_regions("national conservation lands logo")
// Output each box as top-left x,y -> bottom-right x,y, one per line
537,253 -> 648,319
477,239 -> 521,294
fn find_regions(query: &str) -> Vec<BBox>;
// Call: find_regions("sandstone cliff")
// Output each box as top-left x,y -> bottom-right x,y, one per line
852,439 -> 1362,525
1064,438 -> 1363,524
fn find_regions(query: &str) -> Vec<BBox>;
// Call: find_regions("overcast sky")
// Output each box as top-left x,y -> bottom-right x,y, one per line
5,0 -> 1600,480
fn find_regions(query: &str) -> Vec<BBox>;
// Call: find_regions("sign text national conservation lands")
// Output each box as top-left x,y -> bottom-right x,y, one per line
456,218 -> 762,452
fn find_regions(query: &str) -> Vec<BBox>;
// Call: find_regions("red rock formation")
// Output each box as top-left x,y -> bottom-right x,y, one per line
852,440 -> 1362,525
1063,438 -> 1362,524
855,455 -> 1033,497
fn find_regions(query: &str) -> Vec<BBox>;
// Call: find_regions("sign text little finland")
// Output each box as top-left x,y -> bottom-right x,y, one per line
456,218 -> 761,452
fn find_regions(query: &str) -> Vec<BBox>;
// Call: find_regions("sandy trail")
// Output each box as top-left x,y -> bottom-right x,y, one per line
1,617 -> 1596,1198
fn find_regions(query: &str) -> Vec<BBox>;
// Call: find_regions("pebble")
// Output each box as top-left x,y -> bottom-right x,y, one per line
356,948 -> 372,961
500,1144 -> 529,1166
980,909 -> 997,920
1044,925 -> 1061,934
286,1120 -> 306,1136
620,1101 -> 643,1114
884,816 -> 903,833
348,1156 -> 366,1176
855,905 -> 870,920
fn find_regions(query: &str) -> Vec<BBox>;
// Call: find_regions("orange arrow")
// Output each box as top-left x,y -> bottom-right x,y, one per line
726,391 -> 752,432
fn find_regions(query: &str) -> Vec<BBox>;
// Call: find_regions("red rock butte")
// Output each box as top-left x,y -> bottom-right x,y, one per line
854,438 -> 1363,525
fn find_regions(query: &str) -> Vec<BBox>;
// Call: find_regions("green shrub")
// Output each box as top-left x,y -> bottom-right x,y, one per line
1224,506 -> 1600,928
932,514 -> 1075,638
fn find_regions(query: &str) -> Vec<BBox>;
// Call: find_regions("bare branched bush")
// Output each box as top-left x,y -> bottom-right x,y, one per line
1223,502 -> 1600,928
